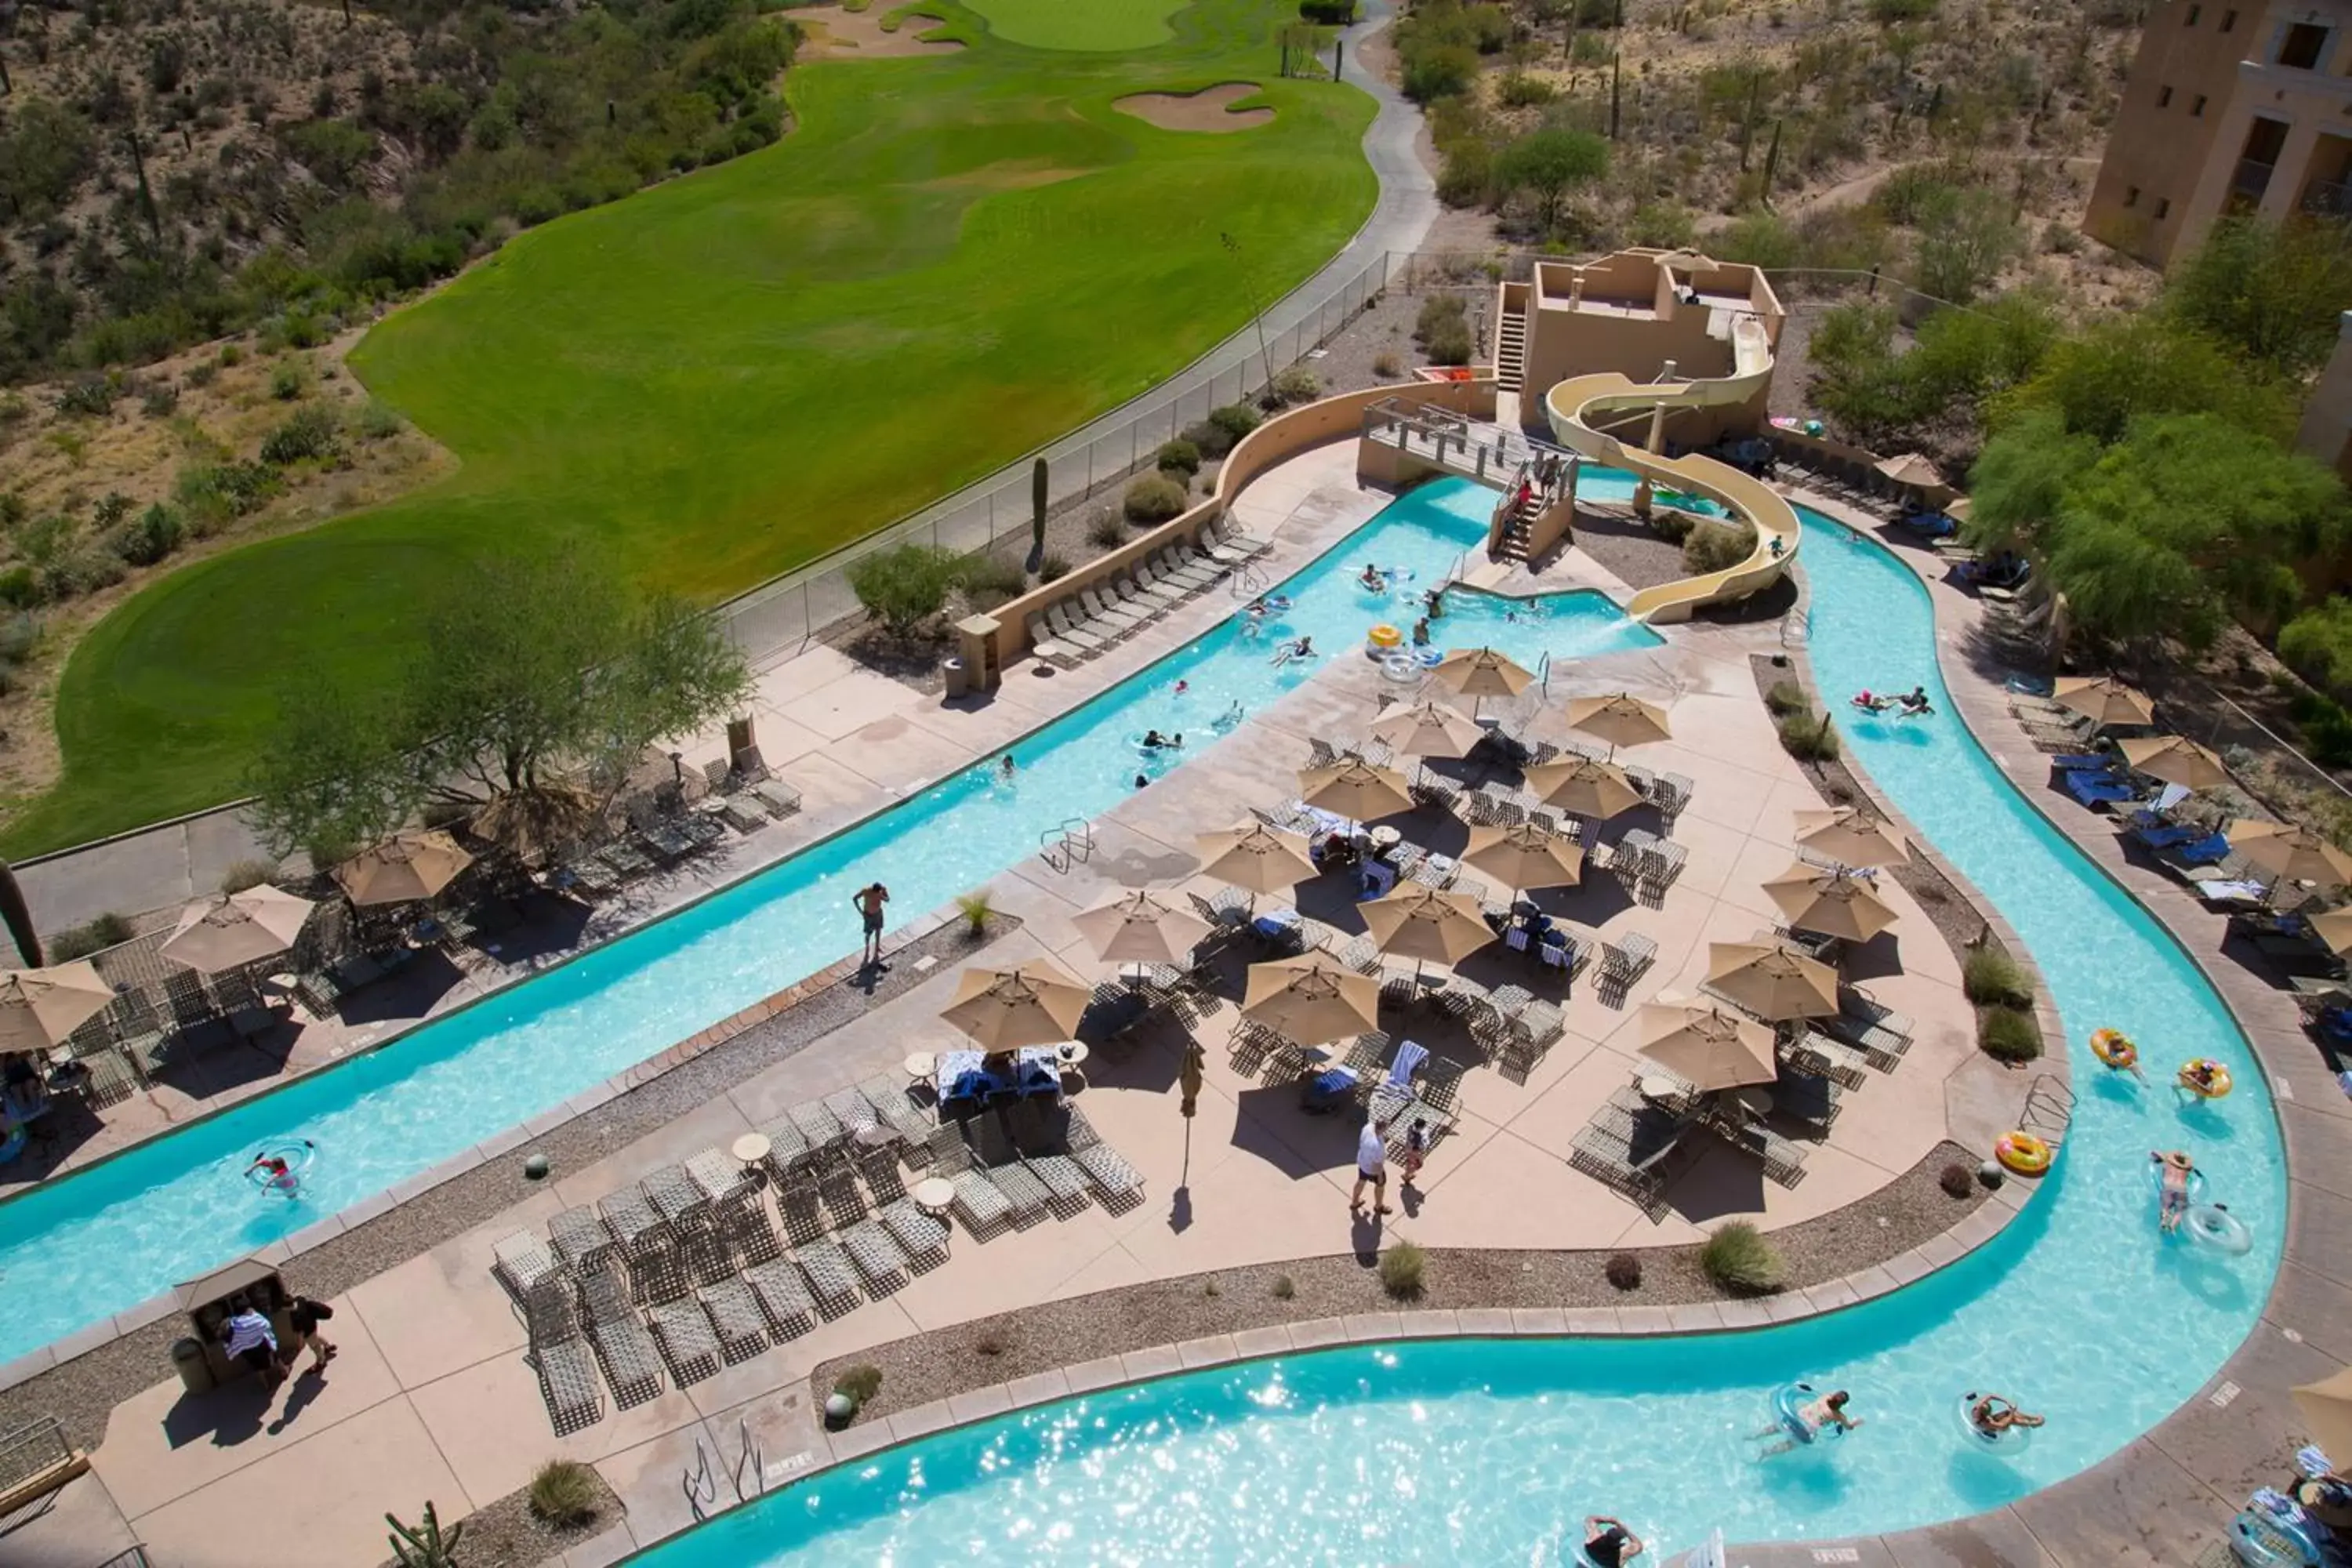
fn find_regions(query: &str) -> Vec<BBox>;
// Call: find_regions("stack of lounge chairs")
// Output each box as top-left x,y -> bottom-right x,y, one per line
1026,524 -> 1269,669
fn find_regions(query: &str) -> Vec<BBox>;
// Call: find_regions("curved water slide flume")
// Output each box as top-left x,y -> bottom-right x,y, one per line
1544,314 -> 1797,623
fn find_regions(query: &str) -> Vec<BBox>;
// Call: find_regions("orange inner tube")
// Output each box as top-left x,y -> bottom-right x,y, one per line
2176,1059 -> 2233,1098
1994,1131 -> 2051,1176
2091,1029 -> 2137,1069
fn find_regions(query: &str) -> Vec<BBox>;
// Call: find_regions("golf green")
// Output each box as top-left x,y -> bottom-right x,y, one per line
964,0 -> 1190,51
8,0 -> 1374,855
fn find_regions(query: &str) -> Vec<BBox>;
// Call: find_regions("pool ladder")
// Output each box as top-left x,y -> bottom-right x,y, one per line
1780,606 -> 1810,648
2020,1073 -> 2074,1148
682,1417 -> 766,1523
1040,817 -> 1094,873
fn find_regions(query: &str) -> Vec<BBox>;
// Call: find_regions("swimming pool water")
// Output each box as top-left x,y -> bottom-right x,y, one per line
0,479 -> 1655,1365
624,491 -> 2286,1564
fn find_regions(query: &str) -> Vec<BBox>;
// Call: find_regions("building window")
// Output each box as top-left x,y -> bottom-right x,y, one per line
2186,2 -> 2201,22
2156,198 -> 2172,220
2158,85 -> 2175,107
2193,94 -> 2209,116
2280,21 -> 2330,69
2221,8 -> 2238,30
2125,186 -> 2142,208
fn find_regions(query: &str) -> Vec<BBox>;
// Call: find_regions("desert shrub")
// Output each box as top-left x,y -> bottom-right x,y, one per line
267,359 -> 307,401
1123,474 -> 1189,524
1378,1240 -> 1428,1299
49,912 -> 136,961
1156,438 -> 1202,476
1961,947 -> 2031,1007
219,858 -> 277,894
1940,1162 -> 1976,1199
183,361 -> 219,389
1183,417 -> 1236,459
174,460 -> 282,531
1764,678 -> 1806,716
1777,710 -> 1840,760
956,552 -> 1028,610
1496,72 -> 1556,107
1868,0 -> 1937,18
43,550 -> 125,601
1402,44 -> 1479,103
1681,517 -> 1756,575
259,405 -> 341,465
1207,403 -> 1261,444
0,568 -> 37,609
1628,200 -> 1698,249
1980,1006 -> 2042,1062
1422,321 -> 1475,365
1604,1253 -> 1642,1290
217,343 -> 244,368
55,378 -> 118,417
1373,351 -> 1403,379
1415,293 -> 1468,343
357,400 -> 406,441
834,1363 -> 884,1404
847,543 -> 961,636
0,614 -> 40,666
975,1330 -> 1009,1356
1086,510 -> 1127,548
1037,551 -> 1072,583
1699,1220 -> 1786,1294
141,383 -> 180,418
110,503 -> 185,566
528,1459 -> 601,1528
1271,365 -> 1322,405
1271,1273 -> 1297,1299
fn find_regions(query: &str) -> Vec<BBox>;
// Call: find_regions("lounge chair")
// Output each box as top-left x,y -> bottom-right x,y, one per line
1065,1107 -> 1144,1205
597,1188 -> 666,1254
532,1337 -> 605,1436
1600,933 -> 1658,984
879,1196 -> 952,1267
684,1148 -> 749,1208
1047,601 -> 1109,654
1026,615 -> 1083,669
1109,575 -> 1167,622
698,1278 -> 768,1365
793,1238 -> 863,1317
857,1073 -> 935,1145
1083,585 -> 1149,632
742,1258 -> 818,1339
1568,1112 -> 1685,1218
839,1218 -> 911,1294
787,1098 -> 847,1154
1123,566 -> 1186,610
2063,768 -> 2139,810
492,1231 -> 563,1299
641,1163 -> 709,1226
579,1269 -> 665,1407
548,1207 -> 615,1272
646,1298 -> 722,1385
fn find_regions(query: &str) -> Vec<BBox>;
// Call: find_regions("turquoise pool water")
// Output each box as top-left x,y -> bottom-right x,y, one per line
625,491 -> 2287,1563
0,479 -> 1656,1364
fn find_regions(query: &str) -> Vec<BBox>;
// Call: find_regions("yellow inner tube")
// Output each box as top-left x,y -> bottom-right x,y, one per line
1994,1131 -> 2052,1176
1367,624 -> 1403,648
2176,1059 -> 2233,1098
2091,1029 -> 2137,1069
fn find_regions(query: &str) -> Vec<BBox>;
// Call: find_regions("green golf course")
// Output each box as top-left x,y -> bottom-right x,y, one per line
6,0 -> 1374,855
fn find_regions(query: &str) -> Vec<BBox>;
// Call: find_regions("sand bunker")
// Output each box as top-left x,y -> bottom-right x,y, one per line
1112,82 -> 1274,133
797,5 -> 963,59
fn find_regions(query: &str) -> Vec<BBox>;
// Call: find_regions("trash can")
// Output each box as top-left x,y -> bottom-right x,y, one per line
172,1337 -> 215,1396
942,657 -> 968,699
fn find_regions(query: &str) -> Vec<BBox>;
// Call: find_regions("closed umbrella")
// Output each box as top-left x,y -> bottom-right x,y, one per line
2052,675 -> 2155,730
0,963 -> 114,1053
1298,759 -> 1414,825
335,830 -> 474,906
2229,820 -> 2352,891
1463,822 -> 1584,896
1763,863 -> 1900,943
1524,755 -> 1642,821
2294,1367 -> 2352,1462
1567,693 -> 1671,756
1368,700 -> 1486,760
1242,953 -> 1381,1045
1792,806 -> 1907,870
1194,822 -> 1317,896
1072,890 -> 1214,965
1636,1000 -> 1778,1093
1178,1038 -> 1206,1120
1361,885 -> 1495,971
1430,647 -> 1534,702
939,961 -> 1091,1052
2118,735 -> 2230,793
162,886 -> 316,975
1705,940 -> 1839,1022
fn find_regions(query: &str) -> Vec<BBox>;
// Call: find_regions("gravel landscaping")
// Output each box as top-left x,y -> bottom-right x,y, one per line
378,1465 -> 622,1568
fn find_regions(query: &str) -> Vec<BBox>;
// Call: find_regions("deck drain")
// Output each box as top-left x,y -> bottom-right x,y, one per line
2277,1078 -> 2296,1101
1812,1550 -> 1861,1563
2210,1380 -> 2242,1408
2285,1328 -> 2305,1343
913,955 -> 938,973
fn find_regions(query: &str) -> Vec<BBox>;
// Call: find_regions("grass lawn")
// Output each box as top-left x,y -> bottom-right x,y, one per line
964,0 -> 1192,50
5,0 -> 1373,856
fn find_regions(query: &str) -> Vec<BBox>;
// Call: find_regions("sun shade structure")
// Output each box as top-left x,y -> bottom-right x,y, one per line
2051,675 -> 2156,730
1367,700 -> 1486,759
2228,820 -> 2352,890
1464,822 -> 1584,894
334,830 -> 474,906
1566,692 -> 1671,753
1242,953 -> 1381,1045
162,886 -> 317,975
2294,1367 -> 2352,1463
1705,939 -> 1840,1022
1792,806 -> 1907,869
1298,759 -> 1416,825
0,963 -> 114,1052
1360,885 -> 1495,967
2117,735 -> 2230,793
1071,890 -> 1215,965
938,961 -> 1091,1051
1429,647 -> 1534,701
1636,1000 -> 1779,1092
467,786 -> 604,865
1875,452 -> 1943,487
1762,863 -> 1901,942
1193,822 -> 1318,895
1523,755 -> 1643,820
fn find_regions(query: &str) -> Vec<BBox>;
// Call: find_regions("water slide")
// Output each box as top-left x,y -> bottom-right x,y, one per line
1543,314 -> 1796,623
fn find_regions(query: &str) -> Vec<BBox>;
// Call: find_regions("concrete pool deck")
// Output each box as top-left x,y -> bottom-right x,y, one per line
5,449 -> 2022,1567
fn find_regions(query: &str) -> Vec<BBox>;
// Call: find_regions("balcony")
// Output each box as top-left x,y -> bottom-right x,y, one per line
2305,179 -> 2352,217
2234,158 -> 2278,198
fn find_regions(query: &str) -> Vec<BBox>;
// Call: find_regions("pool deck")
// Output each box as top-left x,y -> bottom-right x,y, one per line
7,448 -> 2022,1568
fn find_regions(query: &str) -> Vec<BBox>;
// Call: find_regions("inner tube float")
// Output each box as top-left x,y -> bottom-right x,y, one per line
1766,1382 -> 1844,1447
1955,1392 -> 2034,1454
1379,652 -> 1421,684
2177,1059 -> 2233,1098
2234,1494 -> 2328,1568
2146,1153 -> 2209,1204
2186,1203 -> 2252,1255
1993,1130 -> 2051,1177
2090,1029 -> 2138,1071
1415,647 -> 1443,667
246,1139 -> 316,1198
1367,623 -> 1403,652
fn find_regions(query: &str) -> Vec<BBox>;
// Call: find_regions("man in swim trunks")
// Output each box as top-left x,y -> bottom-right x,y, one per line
1898,685 -> 1934,716
1349,1117 -> 1393,1216
1584,1515 -> 1645,1566
853,883 -> 889,968
2156,1149 -> 2195,1233
1757,1389 -> 1860,1455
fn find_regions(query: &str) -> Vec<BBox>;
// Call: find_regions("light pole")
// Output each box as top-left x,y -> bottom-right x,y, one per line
1221,231 -> 1275,394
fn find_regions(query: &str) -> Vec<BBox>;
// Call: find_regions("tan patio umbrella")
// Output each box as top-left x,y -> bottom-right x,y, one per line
2052,675 -> 2156,730
468,785 -> 604,865
1298,758 -> 1414,825
1567,692 -> 1671,756
1946,496 -> 1973,524
1636,1000 -> 1778,1093
2308,906 -> 2352,957
1361,885 -> 1495,971
1763,864 -> 1901,943
2118,735 -> 2230,793
1242,952 -> 1381,1045
939,960 -> 1092,1052
1706,939 -> 1840,1022
1368,700 -> 1486,760
1464,822 -> 1584,895
335,829 -> 474,906
1430,646 -> 1534,702
1072,890 -> 1215,966
1524,755 -> 1643,820
2294,1366 -> 2352,1461
1875,452 -> 1944,488
0,962 -> 114,1053
1194,822 -> 1318,896
161,886 -> 316,975
1792,806 -> 1907,870
2229,820 -> 2352,891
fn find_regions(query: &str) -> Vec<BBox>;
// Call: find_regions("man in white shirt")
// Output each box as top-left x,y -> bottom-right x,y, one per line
1349,1117 -> 1393,1216
220,1297 -> 285,1391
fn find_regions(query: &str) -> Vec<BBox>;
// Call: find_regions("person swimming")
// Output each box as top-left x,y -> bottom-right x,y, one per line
1852,689 -> 1893,713
1411,617 -> 1432,647
1753,1388 -> 1861,1456
1272,635 -> 1315,664
1173,680 -> 1189,695
1359,563 -> 1387,591
2154,1149 -> 2196,1234
1142,730 -> 1184,750
1896,685 -> 1934,717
